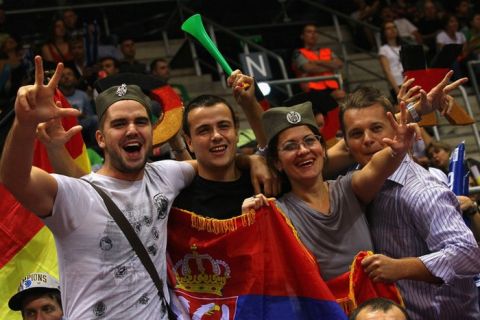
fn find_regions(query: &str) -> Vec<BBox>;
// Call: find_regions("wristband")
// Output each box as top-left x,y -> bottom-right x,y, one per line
406,102 -> 421,123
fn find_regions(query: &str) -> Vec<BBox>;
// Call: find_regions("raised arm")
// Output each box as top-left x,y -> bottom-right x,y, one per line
351,103 -> 416,204
404,71 -> 468,120
168,129 -> 192,161
227,70 -> 267,147
0,56 -> 81,217
36,118 -> 87,178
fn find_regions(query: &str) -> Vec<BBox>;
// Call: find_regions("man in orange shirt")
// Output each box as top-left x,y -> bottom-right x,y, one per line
290,23 -> 345,143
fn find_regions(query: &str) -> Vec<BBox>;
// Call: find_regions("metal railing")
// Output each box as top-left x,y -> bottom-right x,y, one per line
467,60 -> 480,112
471,186 -> 480,195
4,0 -> 176,15
263,74 -> 343,94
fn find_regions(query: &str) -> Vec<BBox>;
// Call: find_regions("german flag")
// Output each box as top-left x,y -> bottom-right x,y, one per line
0,89 -> 90,319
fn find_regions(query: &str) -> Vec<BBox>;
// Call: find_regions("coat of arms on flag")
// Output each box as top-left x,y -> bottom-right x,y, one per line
168,201 -> 348,320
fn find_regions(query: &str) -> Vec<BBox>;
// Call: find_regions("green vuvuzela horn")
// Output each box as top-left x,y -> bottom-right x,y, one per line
181,14 -> 233,75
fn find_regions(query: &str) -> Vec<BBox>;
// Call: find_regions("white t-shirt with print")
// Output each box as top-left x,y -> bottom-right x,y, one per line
46,160 -> 195,320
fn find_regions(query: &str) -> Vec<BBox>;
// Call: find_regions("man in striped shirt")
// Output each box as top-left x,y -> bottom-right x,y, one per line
340,86 -> 480,319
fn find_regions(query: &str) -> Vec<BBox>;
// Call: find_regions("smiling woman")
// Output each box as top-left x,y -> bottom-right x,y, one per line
241,99 -> 415,311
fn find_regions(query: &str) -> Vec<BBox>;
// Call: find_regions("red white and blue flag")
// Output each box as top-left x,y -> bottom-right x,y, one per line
167,201 -> 347,319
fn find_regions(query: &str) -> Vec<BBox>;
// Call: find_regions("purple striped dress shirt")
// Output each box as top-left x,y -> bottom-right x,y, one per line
368,156 -> 480,320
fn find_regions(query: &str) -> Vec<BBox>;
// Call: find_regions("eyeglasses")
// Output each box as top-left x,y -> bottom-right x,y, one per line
278,135 -> 322,152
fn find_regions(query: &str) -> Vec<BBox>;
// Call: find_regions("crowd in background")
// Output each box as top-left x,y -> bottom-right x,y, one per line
347,0 -> 480,95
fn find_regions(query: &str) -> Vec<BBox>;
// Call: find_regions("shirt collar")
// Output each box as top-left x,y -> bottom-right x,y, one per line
386,154 -> 411,186
353,154 -> 411,186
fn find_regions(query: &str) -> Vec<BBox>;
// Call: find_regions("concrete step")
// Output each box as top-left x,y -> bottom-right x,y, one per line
136,38 -> 186,66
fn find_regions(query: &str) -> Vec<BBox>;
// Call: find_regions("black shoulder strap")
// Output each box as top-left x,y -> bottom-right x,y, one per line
84,180 -> 177,320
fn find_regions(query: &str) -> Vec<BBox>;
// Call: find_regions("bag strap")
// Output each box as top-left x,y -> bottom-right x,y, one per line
84,180 -> 177,320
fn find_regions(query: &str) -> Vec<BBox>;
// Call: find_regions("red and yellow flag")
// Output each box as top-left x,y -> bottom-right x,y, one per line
0,90 -> 90,319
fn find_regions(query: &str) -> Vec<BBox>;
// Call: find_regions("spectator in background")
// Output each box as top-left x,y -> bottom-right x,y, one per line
380,6 -> 423,45
67,36 -> 87,78
349,0 -> 381,51
150,57 -> 170,81
349,298 -> 408,320
99,56 -> 120,78
62,9 -> 84,40
8,272 -> 63,320
58,66 -> 97,148
292,24 -> 344,96
416,0 -> 444,61
0,35 -> 28,105
425,140 -> 451,174
436,14 -> 467,79
150,57 -> 190,102
291,23 -> 346,145
391,0 -> 418,22
41,18 -> 73,66
118,37 -> 146,74
455,0 -> 471,31
378,21 -> 404,100
65,36 -> 96,93
436,14 -> 467,50
464,12 -> 480,61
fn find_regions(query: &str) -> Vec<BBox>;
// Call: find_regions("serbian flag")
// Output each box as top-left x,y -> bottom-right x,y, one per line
167,201 -> 347,319
326,251 -> 404,315
0,90 -> 90,319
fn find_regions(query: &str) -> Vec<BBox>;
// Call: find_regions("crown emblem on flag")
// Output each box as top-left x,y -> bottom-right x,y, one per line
174,244 -> 231,296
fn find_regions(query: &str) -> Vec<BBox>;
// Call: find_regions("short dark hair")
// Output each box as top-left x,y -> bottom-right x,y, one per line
380,21 -> 403,45
21,290 -> 62,317
182,94 -> 238,137
150,57 -> 168,73
426,140 -> 452,158
339,86 -> 395,134
349,298 -> 409,320
440,13 -> 458,30
302,23 -> 318,33
99,56 -> 119,68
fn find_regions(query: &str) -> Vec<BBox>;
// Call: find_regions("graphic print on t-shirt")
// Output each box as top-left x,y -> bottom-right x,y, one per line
92,193 -> 168,318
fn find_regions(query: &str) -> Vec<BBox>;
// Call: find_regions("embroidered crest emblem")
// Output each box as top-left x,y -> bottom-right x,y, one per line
286,111 -> 301,124
174,244 -> 231,296
116,83 -> 127,96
